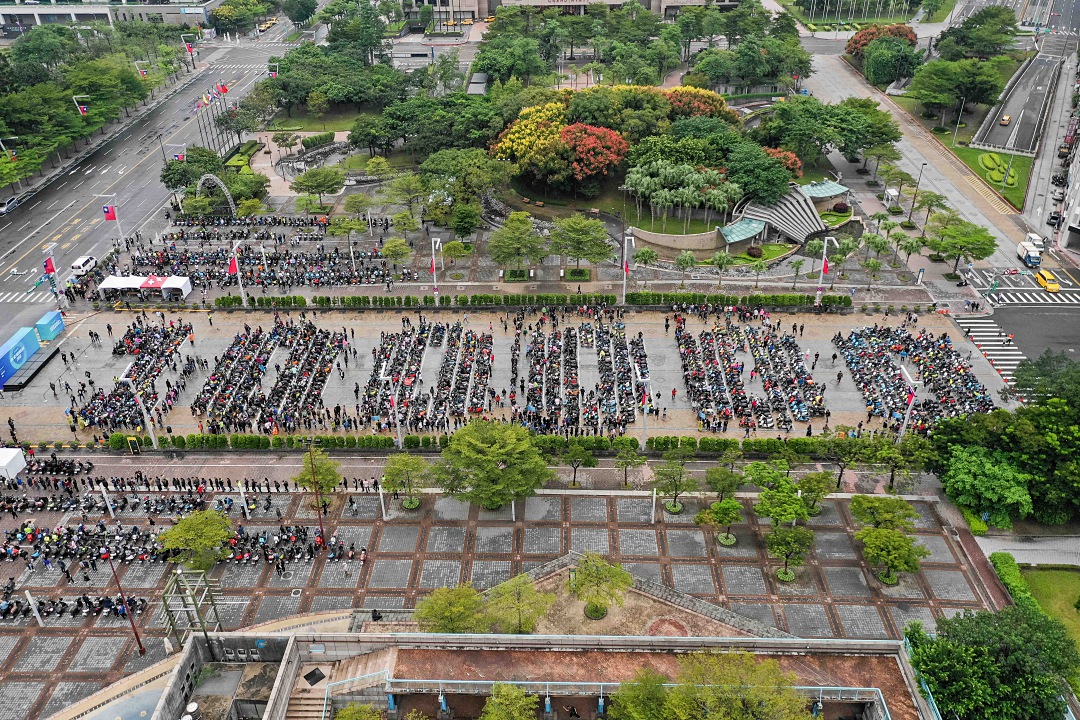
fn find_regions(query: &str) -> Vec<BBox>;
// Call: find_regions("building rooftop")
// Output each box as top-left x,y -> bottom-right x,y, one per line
799,180 -> 849,198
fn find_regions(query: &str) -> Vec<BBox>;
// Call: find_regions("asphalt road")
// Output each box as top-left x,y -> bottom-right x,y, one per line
0,35 -> 293,326
991,303 -> 1080,358
979,55 -> 1059,153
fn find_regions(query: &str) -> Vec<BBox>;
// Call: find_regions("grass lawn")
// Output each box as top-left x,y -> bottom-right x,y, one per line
1021,568 -> 1080,649
821,210 -> 853,226
270,107 -> 378,133
728,243 -> 794,264
951,145 -> 1032,210
776,0 -> 910,26
797,166 -> 831,185
340,150 -> 416,171
925,0 -> 957,21
285,30 -> 304,42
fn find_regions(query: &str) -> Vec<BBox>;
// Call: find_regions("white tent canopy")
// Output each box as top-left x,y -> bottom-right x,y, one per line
98,276 -> 148,297
0,448 -> 26,480
161,276 -> 192,299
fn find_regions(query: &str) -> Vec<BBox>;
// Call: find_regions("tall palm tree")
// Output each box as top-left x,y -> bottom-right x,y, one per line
790,259 -> 805,288
899,235 -> 925,263
870,211 -> 889,231
711,251 -> 734,287
748,259 -> 768,289
867,234 -> 891,260
863,259 -> 882,289
879,219 -> 899,241
862,233 -> 884,260
888,230 -> 908,263
804,238 -> 825,276
653,189 -> 675,233
678,187 -> 700,234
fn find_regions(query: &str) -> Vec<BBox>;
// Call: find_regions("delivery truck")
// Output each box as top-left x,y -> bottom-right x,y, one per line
1017,241 -> 1042,268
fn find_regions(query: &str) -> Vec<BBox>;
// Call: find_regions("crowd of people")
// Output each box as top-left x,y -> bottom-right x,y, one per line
835,322 -> 996,434
675,310 -> 828,435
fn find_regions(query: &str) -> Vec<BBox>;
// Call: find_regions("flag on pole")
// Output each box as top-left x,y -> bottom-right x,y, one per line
822,256 -> 829,275
430,257 -> 435,274
228,256 -> 238,275
641,387 -> 648,408
216,82 -> 230,94
173,153 -> 185,161
268,70 -> 278,78
211,87 -> 221,99
906,387 -> 915,406
43,257 -> 55,275
624,258 -> 630,275
77,105 -> 89,116
102,205 -> 117,221
195,99 -> 204,110
185,42 -> 194,53
138,68 -> 148,77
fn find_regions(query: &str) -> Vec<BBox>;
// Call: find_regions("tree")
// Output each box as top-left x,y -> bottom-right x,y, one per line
562,442 -> 597,487
710,251 -> 734,287
294,446 -> 342,499
907,604 -> 1080,720
611,444 -> 645,488
382,452 -> 430,509
450,204 -> 482,238
306,89 -> 330,130
667,650 -> 813,720
748,258 -> 768,289
550,214 -> 611,267
237,198 -> 264,217
215,105 -> 258,144
936,6 -> 1017,60
941,446 -> 1033,529
652,452 -> 697,513
485,574 -> 556,634
391,210 -> 420,237
365,156 -> 394,181
480,684 -> 540,720
845,23 -> 917,58
932,220 -> 997,272
863,258 -> 883,289
862,37 -> 923,86
290,167 -> 345,207
158,510 -> 233,570
283,0 -> 318,23
633,247 -> 658,287
849,494 -> 918,530
914,190 -> 949,229
567,551 -> 633,619
381,238 -> 412,266
344,192 -> 373,218
488,211 -> 547,270
754,476 -> 809,526
609,668 -> 670,720
704,466 -> 742,500
803,238 -> 824,276
442,240 -> 471,266
272,131 -> 300,157
765,526 -> 814,579
414,585 -> 489,633
382,172 -> 428,215
788,258 -> 804,288
695,497 -> 743,545
334,703 -> 384,720
796,471 -> 833,515
899,234 -> 925,261
673,251 -> 697,285
857,526 -> 929,583
436,420 -> 554,509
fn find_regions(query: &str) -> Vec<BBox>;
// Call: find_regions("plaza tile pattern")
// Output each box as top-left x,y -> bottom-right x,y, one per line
0,494 -> 989,720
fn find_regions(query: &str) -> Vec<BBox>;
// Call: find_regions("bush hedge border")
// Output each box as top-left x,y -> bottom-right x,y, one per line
988,551 -> 1043,614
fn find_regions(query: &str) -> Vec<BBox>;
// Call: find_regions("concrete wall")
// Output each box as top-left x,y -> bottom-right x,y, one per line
629,226 -> 723,254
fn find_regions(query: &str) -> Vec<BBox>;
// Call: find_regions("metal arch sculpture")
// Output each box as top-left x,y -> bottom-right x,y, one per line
194,173 -> 237,217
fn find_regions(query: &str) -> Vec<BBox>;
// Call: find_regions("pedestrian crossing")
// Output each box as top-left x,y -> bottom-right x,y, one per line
954,317 -> 1027,382
985,290 -> 1080,305
209,63 -> 280,70
0,291 -> 57,304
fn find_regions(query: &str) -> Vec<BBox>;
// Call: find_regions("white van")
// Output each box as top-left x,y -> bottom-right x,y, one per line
0,196 -> 17,216
71,256 -> 97,277
1025,233 -> 1046,251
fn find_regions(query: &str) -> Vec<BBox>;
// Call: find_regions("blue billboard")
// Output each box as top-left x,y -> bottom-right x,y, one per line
0,328 -> 41,384
35,311 -> 64,342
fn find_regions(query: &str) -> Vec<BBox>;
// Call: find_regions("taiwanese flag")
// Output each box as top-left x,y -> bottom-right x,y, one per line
102,205 -> 117,221
78,105 -> 89,116
430,257 -> 435,274
185,42 -> 194,53
173,153 -> 185,162
906,388 -> 915,406
822,256 -> 829,275
216,82 -> 229,94
624,258 -> 630,275
139,69 -> 148,77
43,257 -> 55,275
268,70 -> 278,78
641,387 -> 648,408
228,256 -> 238,275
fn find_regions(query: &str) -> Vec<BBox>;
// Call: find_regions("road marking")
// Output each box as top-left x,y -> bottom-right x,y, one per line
29,201 -> 41,210
61,242 -> 72,250
88,218 -> 100,226
46,200 -> 59,210
70,234 -> 81,242
0,222 -> 9,233
17,221 -> 30,230
58,181 -> 68,189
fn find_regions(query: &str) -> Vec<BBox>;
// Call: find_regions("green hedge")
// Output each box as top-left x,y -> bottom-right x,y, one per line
989,552 -> 1042,614
505,269 -> 528,282
301,132 -> 335,150
214,295 -> 307,308
625,292 -> 852,308
566,268 -> 590,281
959,505 -> 988,536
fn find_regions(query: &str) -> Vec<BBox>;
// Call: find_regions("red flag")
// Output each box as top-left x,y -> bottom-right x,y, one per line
43,257 -> 55,275
430,257 -> 435,274
78,105 -> 89,116
139,69 -> 148,77
217,82 -> 229,94
906,388 -> 915,406
102,205 -> 116,221
641,387 -> 648,407
624,259 -> 630,275
822,256 -> 829,275
228,256 -> 238,275
268,71 -> 278,78
173,153 -> 185,161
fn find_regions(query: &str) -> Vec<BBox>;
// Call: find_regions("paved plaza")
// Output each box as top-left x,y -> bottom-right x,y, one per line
0,486 -> 994,720
4,306 -> 1011,444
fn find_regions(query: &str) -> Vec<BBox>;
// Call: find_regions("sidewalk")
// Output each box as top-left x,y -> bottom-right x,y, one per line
974,534 -> 1080,567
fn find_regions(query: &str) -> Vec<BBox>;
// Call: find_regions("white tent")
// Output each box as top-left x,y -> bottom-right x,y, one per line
161,276 -> 192,300
0,448 -> 26,480
97,276 -> 148,298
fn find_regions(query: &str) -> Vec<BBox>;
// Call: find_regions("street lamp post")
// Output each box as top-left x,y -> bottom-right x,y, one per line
118,376 -> 159,450
380,375 -> 404,449
952,97 -> 966,147
105,547 -> 147,655
897,365 -> 922,441
231,238 -> 248,307
621,230 -> 635,305
907,162 -> 928,223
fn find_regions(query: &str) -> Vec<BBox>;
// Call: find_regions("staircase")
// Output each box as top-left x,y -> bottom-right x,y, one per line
283,650 -> 396,720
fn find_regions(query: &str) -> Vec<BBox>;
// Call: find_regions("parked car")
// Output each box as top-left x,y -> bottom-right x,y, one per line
1048,211 -> 1062,227
0,196 -> 17,216
70,256 -> 97,277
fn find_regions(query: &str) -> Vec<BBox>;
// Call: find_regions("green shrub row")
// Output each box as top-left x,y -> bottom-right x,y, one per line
505,269 -> 528,282
213,295 -> 307,309
625,292 -> 853,308
302,132 -> 335,150
566,268 -> 590,281
959,506 -> 988,535
645,436 -> 701,451
989,552 -> 1042,614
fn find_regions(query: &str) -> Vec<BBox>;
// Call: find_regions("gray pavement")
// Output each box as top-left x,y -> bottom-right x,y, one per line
975,534 -> 1080,566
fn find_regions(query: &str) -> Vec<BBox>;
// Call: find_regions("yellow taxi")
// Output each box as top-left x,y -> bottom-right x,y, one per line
484,15 -> 496,22
1000,115 -> 1011,125
445,20 -> 457,26
1036,269 -> 1060,292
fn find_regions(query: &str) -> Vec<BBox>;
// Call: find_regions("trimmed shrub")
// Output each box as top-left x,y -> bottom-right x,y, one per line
746,245 -> 764,258
301,132 -> 334,150
959,505 -> 988,536
566,268 -> 590,281
108,433 -> 126,451
989,552 -> 1042,614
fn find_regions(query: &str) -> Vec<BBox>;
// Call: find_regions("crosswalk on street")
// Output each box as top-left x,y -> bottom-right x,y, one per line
209,63 -> 280,70
986,290 -> 1080,305
0,291 -> 58,304
954,316 -> 1027,383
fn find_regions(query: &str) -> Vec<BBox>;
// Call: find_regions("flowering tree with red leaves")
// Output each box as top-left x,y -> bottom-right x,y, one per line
845,24 -> 917,58
560,123 -> 629,182
663,87 -> 740,123
763,147 -> 803,179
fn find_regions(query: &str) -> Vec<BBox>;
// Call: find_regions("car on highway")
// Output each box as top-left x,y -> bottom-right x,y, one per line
70,256 -> 97,277
1000,115 -> 1012,125
1052,189 -> 1066,202
1048,211 -> 1062,227
1036,269 -> 1061,293
0,196 -> 17,216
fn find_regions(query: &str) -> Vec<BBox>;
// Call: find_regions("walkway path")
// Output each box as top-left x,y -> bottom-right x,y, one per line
975,534 -> 1080,567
